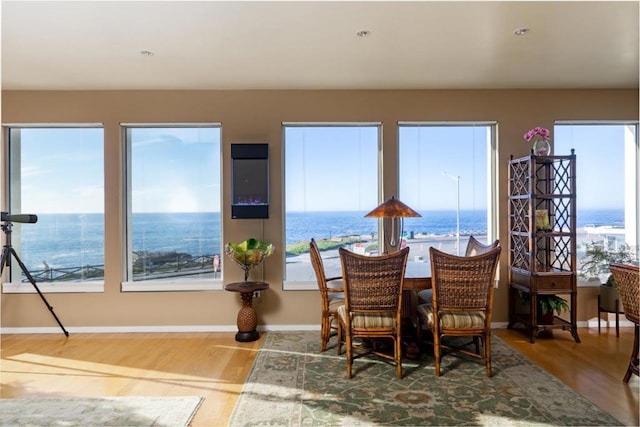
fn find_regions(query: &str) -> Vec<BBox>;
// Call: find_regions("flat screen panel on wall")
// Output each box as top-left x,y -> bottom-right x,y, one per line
231,143 -> 269,219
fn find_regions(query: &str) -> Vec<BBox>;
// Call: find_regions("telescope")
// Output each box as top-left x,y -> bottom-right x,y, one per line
0,210 -> 66,335
1,212 -> 38,224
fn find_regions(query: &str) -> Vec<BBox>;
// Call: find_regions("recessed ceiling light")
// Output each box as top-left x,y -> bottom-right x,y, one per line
514,28 -> 530,36
356,30 -> 371,37
140,50 -> 155,56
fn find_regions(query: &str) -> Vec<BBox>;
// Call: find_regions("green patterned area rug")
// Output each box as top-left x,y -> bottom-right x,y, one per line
230,331 -> 622,426
0,396 -> 202,427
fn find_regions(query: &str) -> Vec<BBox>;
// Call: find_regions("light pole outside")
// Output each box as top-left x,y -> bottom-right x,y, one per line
442,172 -> 461,255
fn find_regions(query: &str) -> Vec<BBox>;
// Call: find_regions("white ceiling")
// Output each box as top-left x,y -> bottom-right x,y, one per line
1,1 -> 639,91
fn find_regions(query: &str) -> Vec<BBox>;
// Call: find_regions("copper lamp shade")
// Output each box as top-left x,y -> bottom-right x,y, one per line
365,196 -> 421,253
364,196 -> 421,219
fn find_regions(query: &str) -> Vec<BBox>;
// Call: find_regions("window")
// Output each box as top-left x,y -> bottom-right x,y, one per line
123,125 -> 222,290
554,122 -> 639,281
398,123 -> 497,277
284,124 -> 380,288
4,126 -> 105,291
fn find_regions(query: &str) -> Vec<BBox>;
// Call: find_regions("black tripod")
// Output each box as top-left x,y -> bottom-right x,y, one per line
1,215 -> 69,336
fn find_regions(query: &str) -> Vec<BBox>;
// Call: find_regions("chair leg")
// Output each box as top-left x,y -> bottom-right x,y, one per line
395,333 -> 403,379
433,331 -> 442,377
615,299 -> 619,338
484,333 -> 492,377
335,316 -> 343,355
597,295 -> 602,334
346,332 -> 353,379
623,324 -> 639,383
320,315 -> 329,352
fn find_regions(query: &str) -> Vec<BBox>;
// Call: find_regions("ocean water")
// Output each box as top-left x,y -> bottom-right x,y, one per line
10,209 -> 625,272
13,212 -> 221,272
285,210 -> 488,244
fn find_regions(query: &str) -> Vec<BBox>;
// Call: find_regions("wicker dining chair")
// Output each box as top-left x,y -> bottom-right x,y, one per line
337,246 -> 410,379
417,245 -> 501,377
310,238 -> 344,353
418,236 -> 499,304
465,235 -> 500,257
609,263 -> 639,383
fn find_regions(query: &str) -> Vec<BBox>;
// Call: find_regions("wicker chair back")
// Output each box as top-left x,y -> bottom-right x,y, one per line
337,246 -> 409,379
465,235 -> 500,257
609,263 -> 639,324
310,238 -> 343,353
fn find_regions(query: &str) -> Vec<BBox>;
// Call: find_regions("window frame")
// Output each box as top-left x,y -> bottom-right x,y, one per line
554,120 -> 639,286
2,124 -> 105,294
121,123 -> 224,292
282,122 -> 383,291
397,121 -> 499,279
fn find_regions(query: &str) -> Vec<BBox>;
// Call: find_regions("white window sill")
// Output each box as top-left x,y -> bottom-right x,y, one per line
121,279 -> 223,292
3,282 -> 104,293
577,278 -> 602,288
283,280 -> 317,291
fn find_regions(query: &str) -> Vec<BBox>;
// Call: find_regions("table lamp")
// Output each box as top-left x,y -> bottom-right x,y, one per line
365,196 -> 421,253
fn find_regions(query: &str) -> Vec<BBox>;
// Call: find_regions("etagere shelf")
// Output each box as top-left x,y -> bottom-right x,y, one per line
507,150 -> 580,343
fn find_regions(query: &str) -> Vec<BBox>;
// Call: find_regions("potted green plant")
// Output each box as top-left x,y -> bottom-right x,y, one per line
518,292 -> 570,324
537,295 -> 570,324
580,242 -> 635,312
225,238 -> 274,282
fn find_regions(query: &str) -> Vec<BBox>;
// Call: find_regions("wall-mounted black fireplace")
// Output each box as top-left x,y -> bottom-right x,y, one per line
231,143 -> 269,219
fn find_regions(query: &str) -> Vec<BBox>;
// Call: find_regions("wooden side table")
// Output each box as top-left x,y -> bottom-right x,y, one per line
224,281 -> 269,342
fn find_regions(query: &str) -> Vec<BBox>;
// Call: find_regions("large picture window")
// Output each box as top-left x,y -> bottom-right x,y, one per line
554,122 -> 639,282
4,126 -> 105,290
398,123 -> 497,277
284,124 -> 380,288
123,125 -> 222,290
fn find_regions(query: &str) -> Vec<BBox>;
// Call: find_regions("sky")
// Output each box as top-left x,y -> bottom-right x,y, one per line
15,127 -> 220,214
285,124 -> 492,212
398,125 -> 489,211
129,127 -> 220,213
554,124 -> 630,209
17,127 -> 105,214
12,123 -> 632,214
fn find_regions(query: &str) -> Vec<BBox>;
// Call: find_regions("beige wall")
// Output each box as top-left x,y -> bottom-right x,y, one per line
1,89 -> 638,331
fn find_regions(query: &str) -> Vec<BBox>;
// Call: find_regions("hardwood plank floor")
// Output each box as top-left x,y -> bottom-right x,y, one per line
494,327 -> 639,427
0,332 -> 262,427
1,327 -> 638,426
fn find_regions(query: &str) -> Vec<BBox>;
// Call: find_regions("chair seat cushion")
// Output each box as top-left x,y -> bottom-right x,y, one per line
417,289 -> 432,304
328,298 -> 344,314
328,292 -> 344,303
338,305 -> 396,328
417,303 -> 486,329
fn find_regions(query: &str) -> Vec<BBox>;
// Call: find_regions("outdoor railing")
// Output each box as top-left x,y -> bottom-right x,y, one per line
23,254 -> 221,283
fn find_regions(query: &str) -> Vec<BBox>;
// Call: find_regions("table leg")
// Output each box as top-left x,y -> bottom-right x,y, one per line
615,299 -> 620,338
235,292 -> 260,342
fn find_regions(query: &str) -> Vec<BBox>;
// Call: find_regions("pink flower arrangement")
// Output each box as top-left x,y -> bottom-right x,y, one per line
524,127 -> 550,142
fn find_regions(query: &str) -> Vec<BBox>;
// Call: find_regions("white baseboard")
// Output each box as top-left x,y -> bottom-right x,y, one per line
586,318 -> 634,328
1,320 -> 633,335
0,324 -> 322,334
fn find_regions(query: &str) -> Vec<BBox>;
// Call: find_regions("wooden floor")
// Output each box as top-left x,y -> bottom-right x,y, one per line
1,327 -> 638,426
494,327 -> 639,427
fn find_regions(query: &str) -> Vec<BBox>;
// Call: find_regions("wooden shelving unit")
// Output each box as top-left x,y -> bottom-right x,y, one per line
507,150 -> 580,343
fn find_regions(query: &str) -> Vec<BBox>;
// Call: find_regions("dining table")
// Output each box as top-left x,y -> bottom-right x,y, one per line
401,277 -> 432,357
